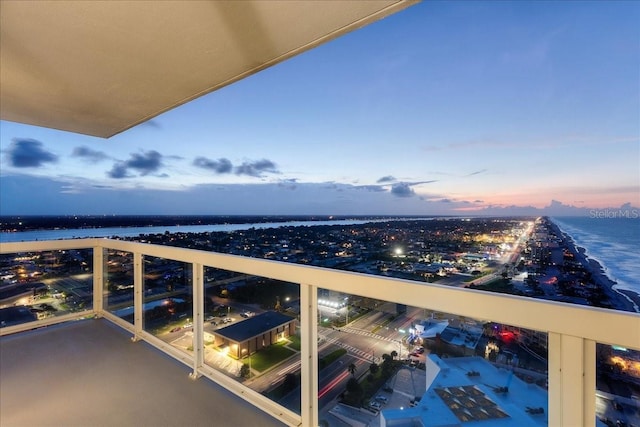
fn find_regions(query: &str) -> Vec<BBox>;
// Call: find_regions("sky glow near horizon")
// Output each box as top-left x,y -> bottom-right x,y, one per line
1,1 -> 639,216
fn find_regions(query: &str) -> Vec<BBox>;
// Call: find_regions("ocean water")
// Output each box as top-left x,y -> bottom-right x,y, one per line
552,216 -> 640,299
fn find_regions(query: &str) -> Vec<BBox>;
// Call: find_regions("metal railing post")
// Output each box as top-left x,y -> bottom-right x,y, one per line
191,262 -> 204,379
132,252 -> 143,341
92,242 -> 105,317
549,332 -> 594,426
300,283 -> 319,427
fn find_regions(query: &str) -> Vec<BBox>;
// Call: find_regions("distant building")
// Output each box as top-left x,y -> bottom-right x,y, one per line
212,311 -> 296,358
0,281 -> 48,306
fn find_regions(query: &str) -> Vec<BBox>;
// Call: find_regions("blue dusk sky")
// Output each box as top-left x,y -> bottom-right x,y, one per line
1,1 -> 638,216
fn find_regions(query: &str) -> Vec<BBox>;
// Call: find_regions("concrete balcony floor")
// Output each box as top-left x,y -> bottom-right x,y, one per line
0,319 -> 286,427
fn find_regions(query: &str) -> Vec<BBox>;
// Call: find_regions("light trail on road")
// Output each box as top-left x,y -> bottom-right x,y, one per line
318,369 -> 350,399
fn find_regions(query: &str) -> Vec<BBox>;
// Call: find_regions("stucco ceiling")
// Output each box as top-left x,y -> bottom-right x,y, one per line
0,0 -> 414,138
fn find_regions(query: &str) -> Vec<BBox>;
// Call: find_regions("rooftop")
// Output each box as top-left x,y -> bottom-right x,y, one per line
382,355 -> 548,427
216,310 -> 295,342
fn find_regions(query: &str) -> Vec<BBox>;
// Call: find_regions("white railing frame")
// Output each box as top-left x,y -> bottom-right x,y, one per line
1,238 -> 639,427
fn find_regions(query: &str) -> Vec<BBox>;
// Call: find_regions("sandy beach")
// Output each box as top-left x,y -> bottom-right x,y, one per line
549,220 -> 639,314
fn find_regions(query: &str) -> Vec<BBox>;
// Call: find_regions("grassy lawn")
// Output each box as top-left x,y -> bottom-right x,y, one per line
250,341 -> 296,372
464,271 -> 492,282
287,334 -> 301,351
319,348 -> 346,369
468,278 -> 514,294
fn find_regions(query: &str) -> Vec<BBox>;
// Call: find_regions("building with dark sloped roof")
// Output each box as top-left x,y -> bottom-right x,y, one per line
213,311 -> 296,358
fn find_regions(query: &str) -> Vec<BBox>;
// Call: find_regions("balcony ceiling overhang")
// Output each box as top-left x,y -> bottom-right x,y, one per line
0,0 -> 414,138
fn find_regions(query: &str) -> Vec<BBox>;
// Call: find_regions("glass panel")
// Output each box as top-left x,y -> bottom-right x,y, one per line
143,256 -> 193,354
0,249 -> 93,328
104,250 -> 134,323
203,266 -> 301,414
317,292 -> 549,427
596,343 -> 640,427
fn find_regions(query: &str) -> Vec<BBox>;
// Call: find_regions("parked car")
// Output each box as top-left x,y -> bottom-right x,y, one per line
369,401 -> 381,410
374,395 -> 388,404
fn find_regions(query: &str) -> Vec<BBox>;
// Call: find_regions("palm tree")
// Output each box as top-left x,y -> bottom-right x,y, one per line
369,362 -> 379,375
348,363 -> 357,377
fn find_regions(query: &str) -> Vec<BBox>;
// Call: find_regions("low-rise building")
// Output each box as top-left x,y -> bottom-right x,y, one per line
212,310 -> 296,358
381,355 -> 548,427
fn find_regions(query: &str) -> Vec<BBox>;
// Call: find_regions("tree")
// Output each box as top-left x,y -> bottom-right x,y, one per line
381,353 -> 394,376
348,363 -> 357,377
240,363 -> 250,378
346,377 -> 362,399
369,362 -> 379,375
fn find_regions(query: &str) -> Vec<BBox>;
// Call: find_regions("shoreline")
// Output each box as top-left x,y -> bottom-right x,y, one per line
548,219 -> 639,314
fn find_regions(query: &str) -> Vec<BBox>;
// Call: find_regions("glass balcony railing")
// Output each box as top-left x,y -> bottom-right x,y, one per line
1,238 -> 639,427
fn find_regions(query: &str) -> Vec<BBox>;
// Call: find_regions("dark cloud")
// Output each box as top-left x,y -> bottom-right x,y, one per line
107,162 -> 131,179
355,185 -> 387,192
193,157 -> 233,174
391,183 -> 415,197
72,146 -> 109,163
356,179 -> 438,197
466,169 -> 487,176
235,159 -> 279,177
107,150 -> 164,179
5,138 -> 58,167
377,175 -> 396,183
474,199 -> 484,203
439,198 -> 452,203
126,150 -> 163,175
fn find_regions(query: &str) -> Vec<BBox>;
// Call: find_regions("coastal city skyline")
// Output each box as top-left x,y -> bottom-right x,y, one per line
1,1 -> 639,216
2,215 -> 638,425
